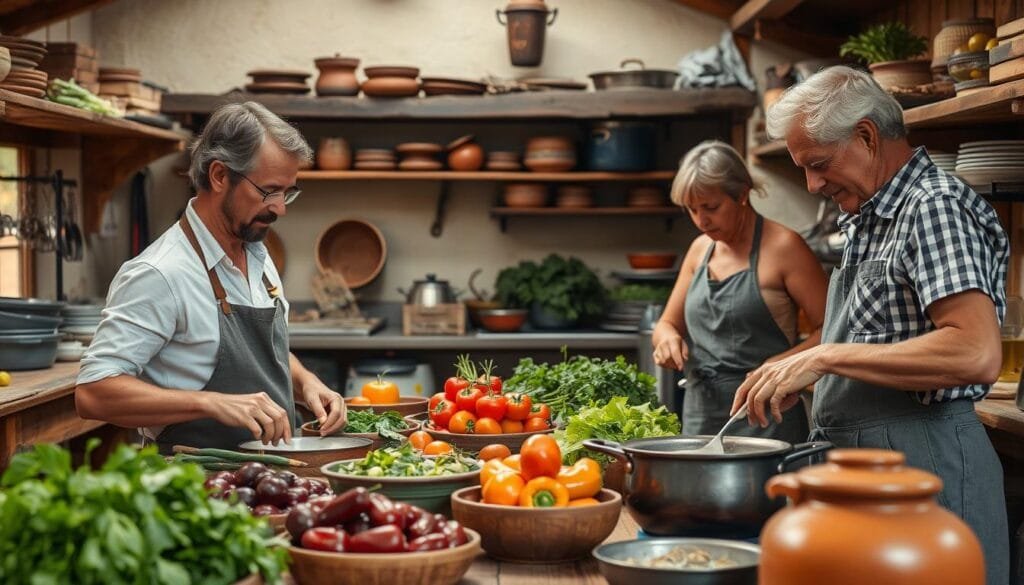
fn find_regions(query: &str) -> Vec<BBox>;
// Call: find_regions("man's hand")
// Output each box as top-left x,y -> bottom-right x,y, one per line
204,391 -> 292,445
732,344 -> 831,427
299,377 -> 347,436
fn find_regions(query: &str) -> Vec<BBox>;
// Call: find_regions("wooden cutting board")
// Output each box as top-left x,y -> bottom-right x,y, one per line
989,56 -> 1024,84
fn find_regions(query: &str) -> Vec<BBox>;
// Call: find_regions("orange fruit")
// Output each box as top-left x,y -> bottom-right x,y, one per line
478,444 -> 512,461
348,396 -> 371,405
408,430 -> 433,450
423,440 -> 453,455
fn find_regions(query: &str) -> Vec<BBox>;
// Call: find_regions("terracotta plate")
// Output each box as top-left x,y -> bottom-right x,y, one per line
395,142 -> 443,156
245,82 -> 309,94
363,65 -> 419,79
0,84 -> 45,98
361,76 -> 419,97
247,68 -> 310,79
398,159 -> 444,171
353,161 -> 398,171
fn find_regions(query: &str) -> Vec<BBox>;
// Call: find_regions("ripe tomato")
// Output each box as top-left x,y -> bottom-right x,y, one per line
428,392 -> 447,413
520,434 -> 561,480
408,430 -> 433,450
529,403 -> 551,421
448,410 -> 477,434
479,444 -> 512,461
475,417 -> 502,434
475,394 -> 507,421
444,376 -> 470,401
455,386 -> 484,414
476,374 -> 503,395
348,396 -> 371,406
505,393 -> 533,421
429,398 -> 457,430
500,419 -> 524,434
523,417 -> 552,433
423,440 -> 453,455
361,374 -> 399,404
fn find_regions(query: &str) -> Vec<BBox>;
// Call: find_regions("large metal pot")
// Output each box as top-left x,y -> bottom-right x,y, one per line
587,120 -> 656,171
397,273 -> 459,307
589,58 -> 679,90
584,436 -> 831,538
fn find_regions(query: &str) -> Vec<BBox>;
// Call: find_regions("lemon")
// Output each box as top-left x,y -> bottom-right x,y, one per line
0,371 -> 10,387
967,33 -> 990,53
970,68 -> 984,79
986,38 -> 999,51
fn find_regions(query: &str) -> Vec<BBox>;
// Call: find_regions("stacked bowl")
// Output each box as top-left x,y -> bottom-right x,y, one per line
0,297 -> 63,370
361,66 -> 420,98
395,142 -> 444,171
0,36 -> 47,97
245,69 -> 311,94
60,303 -> 103,340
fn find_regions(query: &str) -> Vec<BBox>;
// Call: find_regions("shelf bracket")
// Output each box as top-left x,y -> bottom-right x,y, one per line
430,180 -> 452,237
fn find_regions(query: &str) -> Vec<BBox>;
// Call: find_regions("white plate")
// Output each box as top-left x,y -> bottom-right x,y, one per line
960,140 -> 1024,148
956,154 -> 1024,161
956,163 -> 1024,171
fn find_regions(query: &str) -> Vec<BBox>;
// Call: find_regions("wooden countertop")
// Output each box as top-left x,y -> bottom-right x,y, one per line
0,362 -> 80,417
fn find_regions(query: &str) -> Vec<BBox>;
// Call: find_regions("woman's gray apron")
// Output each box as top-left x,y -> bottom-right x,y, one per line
811,239 -> 1008,585
156,216 -> 295,453
683,215 -> 809,443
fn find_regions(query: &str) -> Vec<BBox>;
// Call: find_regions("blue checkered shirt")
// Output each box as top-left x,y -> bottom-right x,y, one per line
837,147 -> 1008,403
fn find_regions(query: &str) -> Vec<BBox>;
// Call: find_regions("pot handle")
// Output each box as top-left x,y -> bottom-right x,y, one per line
592,128 -> 611,143
777,441 -> 832,473
620,58 -> 646,71
582,439 -> 633,474
495,9 -> 507,25
546,7 -> 558,25
765,473 -> 804,505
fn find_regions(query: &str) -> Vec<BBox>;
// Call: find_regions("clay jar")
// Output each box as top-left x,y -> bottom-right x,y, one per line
316,138 -> 351,170
447,135 -> 484,171
760,449 -> 984,585
314,55 -> 360,96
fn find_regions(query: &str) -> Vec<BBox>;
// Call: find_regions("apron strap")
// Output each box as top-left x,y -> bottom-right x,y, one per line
179,215 -> 232,315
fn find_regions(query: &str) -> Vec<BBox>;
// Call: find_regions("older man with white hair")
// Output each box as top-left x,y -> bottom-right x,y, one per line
733,66 -> 1009,584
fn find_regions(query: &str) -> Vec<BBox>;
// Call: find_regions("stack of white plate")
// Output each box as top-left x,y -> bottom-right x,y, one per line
954,140 -> 1024,186
930,152 -> 957,174
60,304 -> 103,339
600,300 -> 650,332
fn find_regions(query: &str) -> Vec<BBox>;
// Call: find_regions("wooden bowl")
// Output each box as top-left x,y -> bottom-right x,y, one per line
320,459 -> 481,514
314,219 -> 386,288
419,423 -> 554,453
477,308 -> 528,332
627,252 -> 678,270
465,299 -> 502,327
345,396 -> 429,418
503,183 -> 548,207
300,418 -> 420,450
237,436 -> 373,477
288,528 -> 480,585
451,487 -> 621,563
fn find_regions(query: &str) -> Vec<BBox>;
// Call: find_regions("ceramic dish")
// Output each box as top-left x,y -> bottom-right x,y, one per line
363,65 -> 420,79
320,459 -> 480,514
344,396 -> 429,417
395,142 -> 444,156
593,537 -> 760,585
237,436 -> 373,477
314,219 -> 387,288
361,76 -> 420,97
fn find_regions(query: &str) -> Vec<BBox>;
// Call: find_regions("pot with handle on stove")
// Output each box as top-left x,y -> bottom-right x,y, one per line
398,273 -> 461,308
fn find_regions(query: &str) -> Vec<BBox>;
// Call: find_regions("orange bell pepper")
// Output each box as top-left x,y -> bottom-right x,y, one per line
556,457 -> 602,500
567,497 -> 600,507
482,471 -> 525,506
518,476 -> 570,508
502,454 -> 521,471
480,458 -> 516,488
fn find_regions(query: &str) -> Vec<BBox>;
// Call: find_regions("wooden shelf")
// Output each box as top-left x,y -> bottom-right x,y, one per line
904,79 -> 1024,130
490,206 -> 680,216
0,89 -> 181,141
298,170 -> 675,182
162,88 -> 757,124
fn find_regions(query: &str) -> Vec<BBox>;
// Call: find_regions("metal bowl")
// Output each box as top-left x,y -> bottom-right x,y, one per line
237,436 -> 372,477
593,538 -> 759,585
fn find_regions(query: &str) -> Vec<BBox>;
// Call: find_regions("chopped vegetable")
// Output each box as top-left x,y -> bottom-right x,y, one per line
333,409 -> 408,443
331,443 -> 479,478
556,397 -> 680,466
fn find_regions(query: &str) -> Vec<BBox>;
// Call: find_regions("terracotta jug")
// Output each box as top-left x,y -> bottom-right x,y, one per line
314,54 -> 360,96
760,449 -> 984,585
316,137 -> 351,170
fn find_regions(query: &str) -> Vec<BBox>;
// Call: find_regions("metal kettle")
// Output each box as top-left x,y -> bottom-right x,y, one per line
398,273 -> 459,307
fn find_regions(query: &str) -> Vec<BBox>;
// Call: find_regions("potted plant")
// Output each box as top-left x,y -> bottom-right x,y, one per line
494,254 -> 607,330
840,22 -> 931,90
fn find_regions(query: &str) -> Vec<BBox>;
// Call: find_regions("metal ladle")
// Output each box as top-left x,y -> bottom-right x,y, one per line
689,403 -> 749,455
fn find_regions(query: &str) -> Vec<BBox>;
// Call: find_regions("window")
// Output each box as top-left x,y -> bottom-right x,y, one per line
0,147 -> 27,297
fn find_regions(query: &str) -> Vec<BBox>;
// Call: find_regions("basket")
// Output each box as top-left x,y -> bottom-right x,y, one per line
932,18 -> 995,69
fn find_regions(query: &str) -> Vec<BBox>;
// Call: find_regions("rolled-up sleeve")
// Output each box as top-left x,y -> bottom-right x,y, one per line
77,262 -> 180,385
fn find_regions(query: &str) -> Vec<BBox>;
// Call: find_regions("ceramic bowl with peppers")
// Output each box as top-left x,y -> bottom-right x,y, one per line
285,487 -> 482,585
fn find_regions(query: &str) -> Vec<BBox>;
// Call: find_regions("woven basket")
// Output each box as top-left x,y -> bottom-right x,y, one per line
932,18 -> 995,69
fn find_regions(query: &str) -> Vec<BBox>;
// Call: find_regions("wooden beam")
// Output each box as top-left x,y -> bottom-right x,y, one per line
754,18 -> 845,58
0,0 -> 114,36
730,0 -> 808,33
670,0 -> 740,21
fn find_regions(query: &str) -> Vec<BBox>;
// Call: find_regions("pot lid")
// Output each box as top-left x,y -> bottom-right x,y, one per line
447,134 -> 475,151
315,54 -> 360,68
621,435 -> 793,459
792,449 -> 941,499
414,273 -> 450,286
590,58 -> 679,77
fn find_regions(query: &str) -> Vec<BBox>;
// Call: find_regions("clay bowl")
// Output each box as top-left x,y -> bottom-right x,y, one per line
419,423 -> 554,453
451,486 -> 621,563
488,151 -> 520,161
398,159 -> 444,171
315,219 -> 386,288
320,459 -> 481,514
361,76 -> 420,97
344,396 -> 429,418
465,299 -> 502,327
556,185 -> 593,208
627,252 -> 678,270
363,65 -> 420,79
395,142 -> 444,157
525,136 -> 575,153
300,417 -> 420,450
503,183 -> 548,207
353,161 -> 397,170
523,155 -> 576,172
627,186 -> 667,207
237,436 -> 373,477
594,538 -> 760,585
477,308 -> 528,332
288,528 -> 481,585
247,69 -> 311,84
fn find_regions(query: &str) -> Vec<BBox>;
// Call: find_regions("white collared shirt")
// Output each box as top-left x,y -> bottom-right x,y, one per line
78,199 -> 289,396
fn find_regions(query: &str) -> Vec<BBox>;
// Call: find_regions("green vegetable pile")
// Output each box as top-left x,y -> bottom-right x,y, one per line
331,443 -> 479,478
504,351 -> 658,423
310,410 -> 408,443
47,79 -> 122,116
556,397 -> 681,466
0,440 -> 287,585
494,254 -> 607,323
609,283 -> 673,303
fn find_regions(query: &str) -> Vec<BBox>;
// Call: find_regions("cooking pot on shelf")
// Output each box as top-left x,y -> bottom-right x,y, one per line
584,436 -> 832,538
397,273 -> 459,307
587,120 -> 656,171
589,58 -> 679,90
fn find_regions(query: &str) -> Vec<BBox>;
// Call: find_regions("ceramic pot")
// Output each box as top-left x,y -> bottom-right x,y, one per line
496,1 -> 558,67
868,59 -> 932,90
447,135 -> 484,171
315,55 -> 360,96
316,137 -> 351,170
760,449 -> 984,585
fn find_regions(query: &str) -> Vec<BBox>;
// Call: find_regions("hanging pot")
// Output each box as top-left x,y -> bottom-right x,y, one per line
589,58 -> 679,90
496,1 -> 558,67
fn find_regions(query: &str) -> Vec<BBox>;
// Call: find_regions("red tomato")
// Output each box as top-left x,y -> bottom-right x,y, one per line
475,417 -> 502,434
429,398 -> 457,430
520,434 -> 562,480
523,417 -> 552,432
476,375 -> 503,395
449,410 -> 477,434
475,394 -> 508,421
444,377 -> 470,401
428,392 -> 447,413
500,419 -> 524,434
505,393 -> 533,421
529,403 -> 552,421
455,386 -> 485,414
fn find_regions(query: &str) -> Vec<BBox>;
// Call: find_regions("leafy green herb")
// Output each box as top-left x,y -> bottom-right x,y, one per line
504,352 -> 658,422
494,254 -> 607,323
321,410 -> 409,443
332,443 -> 479,478
0,440 -> 288,585
609,284 -> 673,303
556,397 -> 681,466
839,22 -> 928,64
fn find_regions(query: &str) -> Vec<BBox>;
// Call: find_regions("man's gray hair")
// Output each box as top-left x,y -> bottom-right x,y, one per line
766,66 -> 906,144
188,101 -> 312,192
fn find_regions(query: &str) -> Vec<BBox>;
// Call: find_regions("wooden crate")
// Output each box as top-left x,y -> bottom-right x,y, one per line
402,303 -> 465,336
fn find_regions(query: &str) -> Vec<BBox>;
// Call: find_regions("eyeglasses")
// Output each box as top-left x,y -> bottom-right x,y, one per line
229,169 -> 301,205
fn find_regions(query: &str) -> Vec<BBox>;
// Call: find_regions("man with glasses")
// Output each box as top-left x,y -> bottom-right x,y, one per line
76,102 -> 346,451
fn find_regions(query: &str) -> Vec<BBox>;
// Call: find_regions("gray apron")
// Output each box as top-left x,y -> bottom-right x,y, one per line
683,215 -> 809,443
812,256 -> 1009,585
156,216 -> 295,454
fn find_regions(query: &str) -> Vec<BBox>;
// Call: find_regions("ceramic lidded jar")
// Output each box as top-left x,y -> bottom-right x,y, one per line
316,137 -> 351,170
314,54 -> 361,96
446,135 -> 484,171
760,449 -> 984,585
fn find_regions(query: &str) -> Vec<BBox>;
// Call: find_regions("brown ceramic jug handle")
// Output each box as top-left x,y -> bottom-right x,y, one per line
766,473 -> 804,505
496,9 -> 507,25
582,439 -> 633,474
546,8 -> 558,25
